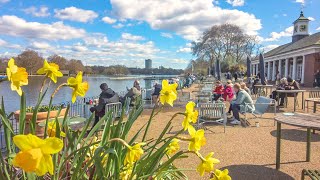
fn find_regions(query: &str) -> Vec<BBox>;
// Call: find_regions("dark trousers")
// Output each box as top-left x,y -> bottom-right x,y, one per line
213,94 -> 222,101
231,104 -> 240,120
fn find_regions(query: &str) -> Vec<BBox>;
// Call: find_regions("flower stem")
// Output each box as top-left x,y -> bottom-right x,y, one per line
51,83 -> 67,98
108,138 -> 131,149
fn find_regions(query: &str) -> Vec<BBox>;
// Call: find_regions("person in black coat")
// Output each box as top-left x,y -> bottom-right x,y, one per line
90,83 -> 119,128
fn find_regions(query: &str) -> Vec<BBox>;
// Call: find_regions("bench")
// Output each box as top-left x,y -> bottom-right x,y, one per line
304,90 -> 320,112
301,169 -> 320,180
197,102 -> 227,133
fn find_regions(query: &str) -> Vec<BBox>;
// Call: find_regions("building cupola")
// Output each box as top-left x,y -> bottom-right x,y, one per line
292,11 -> 310,43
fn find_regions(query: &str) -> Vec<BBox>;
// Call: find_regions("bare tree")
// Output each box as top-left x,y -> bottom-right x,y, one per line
68,59 -> 84,74
15,50 -> 44,74
48,55 -> 67,70
192,24 -> 260,67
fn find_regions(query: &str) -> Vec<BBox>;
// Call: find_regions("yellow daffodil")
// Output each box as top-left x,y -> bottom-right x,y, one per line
188,126 -> 206,152
47,121 -> 66,137
166,138 -> 180,155
124,142 -> 145,165
182,101 -> 198,131
12,134 -> 63,176
159,79 -> 178,106
6,58 -> 28,96
86,137 -> 108,167
37,59 -> 63,83
197,152 -> 220,176
120,165 -> 135,180
211,169 -> 231,180
67,71 -> 89,103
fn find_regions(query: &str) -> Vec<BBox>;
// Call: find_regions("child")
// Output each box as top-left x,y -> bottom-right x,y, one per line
212,80 -> 224,101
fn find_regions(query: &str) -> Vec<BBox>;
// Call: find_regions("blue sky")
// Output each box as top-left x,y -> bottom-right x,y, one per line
0,0 -> 319,69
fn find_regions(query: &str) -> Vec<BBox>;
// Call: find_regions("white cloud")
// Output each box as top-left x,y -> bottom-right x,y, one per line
263,44 -> 280,52
0,0 -> 9,3
226,0 -> 245,7
283,14 -> 287,17
177,43 -> 192,53
29,41 -> 51,49
112,23 -> 124,29
308,17 -> 315,21
23,6 -> 50,17
0,38 -> 6,46
71,43 -> 88,52
264,26 -> 293,42
54,7 -> 98,23
110,0 -> 261,40
121,33 -> 145,41
295,0 -> 305,5
84,33 -> 108,47
317,27 -> 320,31
0,15 -> 86,40
102,16 -> 117,24
161,32 -> 173,38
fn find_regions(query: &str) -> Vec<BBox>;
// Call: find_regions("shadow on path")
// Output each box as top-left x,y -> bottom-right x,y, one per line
221,164 -> 294,180
270,128 -> 320,142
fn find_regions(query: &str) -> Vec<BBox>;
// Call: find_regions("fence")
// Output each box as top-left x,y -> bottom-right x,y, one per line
0,96 -> 99,154
0,89 -> 155,154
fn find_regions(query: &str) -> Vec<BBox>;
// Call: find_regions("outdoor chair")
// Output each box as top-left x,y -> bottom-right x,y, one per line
304,90 -> 320,112
240,96 -> 276,127
105,102 -> 122,121
179,91 -> 191,102
301,169 -> 320,180
197,102 -> 227,133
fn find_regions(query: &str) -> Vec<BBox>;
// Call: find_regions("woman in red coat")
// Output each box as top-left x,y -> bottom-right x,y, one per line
213,80 -> 224,101
223,80 -> 235,114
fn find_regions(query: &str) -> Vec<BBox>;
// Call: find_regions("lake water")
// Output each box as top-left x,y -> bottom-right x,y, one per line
0,75 -> 177,113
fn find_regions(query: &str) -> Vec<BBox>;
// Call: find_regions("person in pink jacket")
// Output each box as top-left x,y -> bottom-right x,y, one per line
223,80 -> 234,114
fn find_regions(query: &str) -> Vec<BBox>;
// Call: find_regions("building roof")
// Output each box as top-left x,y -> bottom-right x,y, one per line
294,11 -> 310,23
264,32 -> 320,58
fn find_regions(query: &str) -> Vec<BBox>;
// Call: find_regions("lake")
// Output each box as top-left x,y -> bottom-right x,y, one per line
0,75 -> 177,113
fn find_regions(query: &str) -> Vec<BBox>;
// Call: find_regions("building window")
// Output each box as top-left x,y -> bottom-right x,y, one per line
297,63 -> 302,80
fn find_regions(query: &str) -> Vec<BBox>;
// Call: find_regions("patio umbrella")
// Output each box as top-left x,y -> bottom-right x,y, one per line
216,59 -> 221,80
246,56 -> 251,83
259,53 -> 266,85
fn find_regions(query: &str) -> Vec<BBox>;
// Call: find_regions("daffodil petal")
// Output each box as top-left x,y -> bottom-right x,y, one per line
13,134 -> 45,151
41,137 -> 63,155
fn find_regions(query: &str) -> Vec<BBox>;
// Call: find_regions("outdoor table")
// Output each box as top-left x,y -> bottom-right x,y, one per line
254,84 -> 274,97
274,113 -> 320,170
276,89 -> 306,112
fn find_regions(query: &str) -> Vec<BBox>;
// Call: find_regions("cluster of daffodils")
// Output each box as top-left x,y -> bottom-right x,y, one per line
4,58 -> 90,175
160,80 -> 231,180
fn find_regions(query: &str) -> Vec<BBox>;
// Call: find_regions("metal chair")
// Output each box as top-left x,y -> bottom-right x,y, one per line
197,102 -> 227,133
105,102 -> 122,121
241,96 -> 276,126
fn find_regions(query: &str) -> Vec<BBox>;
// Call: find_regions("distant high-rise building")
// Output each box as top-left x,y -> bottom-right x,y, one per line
145,59 -> 152,69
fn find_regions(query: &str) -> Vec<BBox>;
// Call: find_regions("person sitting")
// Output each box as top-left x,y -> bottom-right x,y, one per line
152,81 -> 162,106
223,80 -> 234,114
278,77 -> 300,107
251,76 -> 260,95
90,83 -> 119,128
212,80 -> 224,101
240,82 -> 251,95
230,83 -> 255,125
121,80 -> 141,106
270,77 -> 287,101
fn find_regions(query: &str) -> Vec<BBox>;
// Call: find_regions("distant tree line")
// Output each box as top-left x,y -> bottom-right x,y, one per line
0,50 -> 184,75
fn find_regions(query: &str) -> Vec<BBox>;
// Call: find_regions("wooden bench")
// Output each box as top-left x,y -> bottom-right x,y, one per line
301,169 -> 320,180
305,90 -> 320,112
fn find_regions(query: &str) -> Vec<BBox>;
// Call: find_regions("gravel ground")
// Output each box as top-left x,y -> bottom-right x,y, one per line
129,84 -> 320,180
